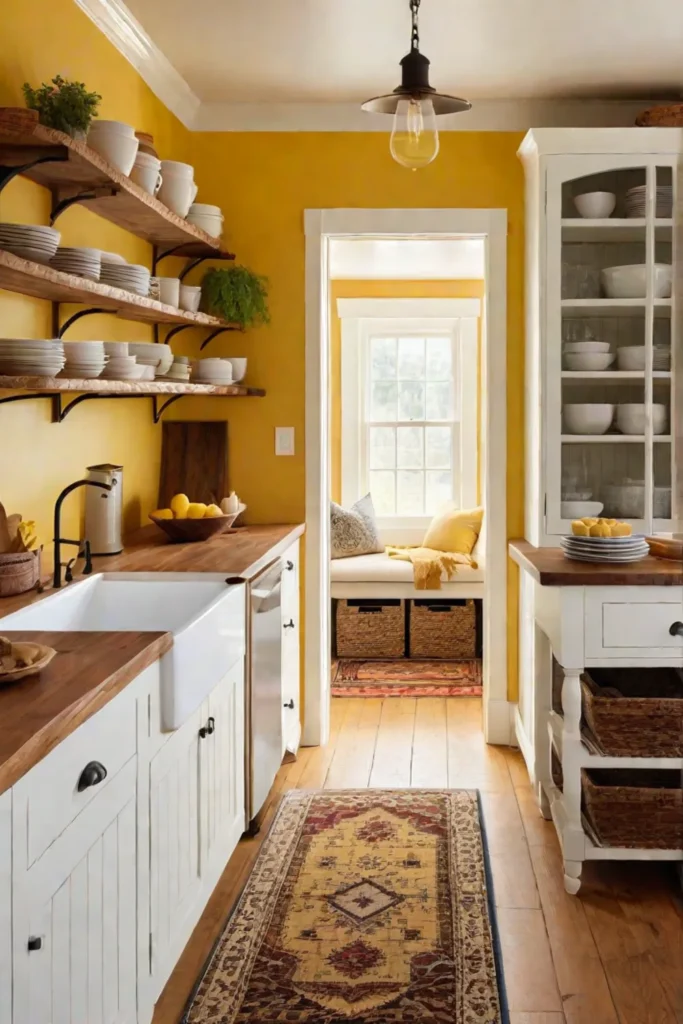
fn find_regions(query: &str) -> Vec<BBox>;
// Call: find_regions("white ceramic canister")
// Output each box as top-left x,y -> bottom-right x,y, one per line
85,463 -> 123,555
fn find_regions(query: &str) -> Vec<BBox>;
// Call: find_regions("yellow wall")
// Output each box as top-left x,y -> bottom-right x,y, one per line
328,279 -> 485,504
190,132 -> 525,699
0,0 -> 191,556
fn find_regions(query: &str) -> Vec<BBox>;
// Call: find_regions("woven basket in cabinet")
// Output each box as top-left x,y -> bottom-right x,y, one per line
582,768 -> 683,850
409,599 -> 476,659
336,599 -> 405,659
581,669 -> 683,757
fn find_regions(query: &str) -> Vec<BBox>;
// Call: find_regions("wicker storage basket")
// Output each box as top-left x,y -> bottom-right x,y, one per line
336,599 -> 405,659
582,768 -> 683,850
409,599 -> 476,659
636,103 -> 683,126
0,551 -> 40,598
581,669 -> 683,757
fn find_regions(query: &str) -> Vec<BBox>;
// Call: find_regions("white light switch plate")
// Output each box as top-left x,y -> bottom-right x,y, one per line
275,427 -> 295,456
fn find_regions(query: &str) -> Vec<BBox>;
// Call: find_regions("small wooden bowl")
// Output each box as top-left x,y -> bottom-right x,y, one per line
149,513 -> 232,543
0,644 -> 56,684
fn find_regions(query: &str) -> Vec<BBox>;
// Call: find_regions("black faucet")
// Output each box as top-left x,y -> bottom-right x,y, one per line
53,479 -> 113,589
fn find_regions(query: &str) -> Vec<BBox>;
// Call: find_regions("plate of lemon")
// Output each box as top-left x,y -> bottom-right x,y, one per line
561,518 -> 649,563
149,493 -> 246,543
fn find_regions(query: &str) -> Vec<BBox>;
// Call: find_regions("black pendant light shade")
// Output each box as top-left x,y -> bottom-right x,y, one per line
361,1 -> 471,116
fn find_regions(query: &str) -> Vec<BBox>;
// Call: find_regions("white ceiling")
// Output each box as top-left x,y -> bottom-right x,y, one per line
124,0 -> 683,105
329,240 -> 485,280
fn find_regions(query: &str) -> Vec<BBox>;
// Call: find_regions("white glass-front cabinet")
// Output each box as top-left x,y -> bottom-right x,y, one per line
519,129 -> 681,544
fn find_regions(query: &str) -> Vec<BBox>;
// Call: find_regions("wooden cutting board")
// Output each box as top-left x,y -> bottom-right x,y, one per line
158,421 -> 228,509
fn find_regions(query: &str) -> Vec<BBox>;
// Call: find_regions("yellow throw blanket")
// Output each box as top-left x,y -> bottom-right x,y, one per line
386,546 -> 477,590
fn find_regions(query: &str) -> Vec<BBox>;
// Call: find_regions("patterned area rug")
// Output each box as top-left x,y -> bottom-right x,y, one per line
332,659 -> 483,698
185,790 -> 507,1024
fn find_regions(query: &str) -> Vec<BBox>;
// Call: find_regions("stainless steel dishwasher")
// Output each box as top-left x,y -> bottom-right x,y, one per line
246,558 -> 283,831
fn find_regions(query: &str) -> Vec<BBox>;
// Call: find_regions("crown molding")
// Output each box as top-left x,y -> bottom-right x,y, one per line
73,0 -> 200,128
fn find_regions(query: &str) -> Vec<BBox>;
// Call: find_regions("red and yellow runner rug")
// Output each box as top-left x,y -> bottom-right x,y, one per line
332,659 -> 483,698
185,789 -> 507,1023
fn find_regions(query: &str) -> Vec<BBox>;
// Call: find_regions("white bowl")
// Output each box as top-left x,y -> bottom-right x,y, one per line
601,263 -> 672,299
222,357 -> 247,382
573,191 -> 616,219
160,160 -> 194,179
561,500 -> 604,519
616,403 -> 667,435
564,353 -> 615,371
179,284 -> 201,312
604,482 -> 672,519
103,342 -> 129,356
187,213 -> 223,237
88,120 -> 135,138
87,131 -> 139,176
189,203 -> 222,216
563,403 -> 614,435
563,341 -> 610,354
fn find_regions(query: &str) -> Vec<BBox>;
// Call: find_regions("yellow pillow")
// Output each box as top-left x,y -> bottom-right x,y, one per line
422,505 -> 483,554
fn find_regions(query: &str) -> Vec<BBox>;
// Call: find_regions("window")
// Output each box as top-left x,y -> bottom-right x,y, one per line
339,301 -> 479,529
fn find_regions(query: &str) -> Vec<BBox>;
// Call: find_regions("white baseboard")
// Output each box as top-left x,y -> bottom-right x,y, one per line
484,698 -> 514,745
514,707 -> 536,785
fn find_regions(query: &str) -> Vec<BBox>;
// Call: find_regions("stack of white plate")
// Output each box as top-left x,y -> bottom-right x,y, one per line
60,341 -> 107,379
191,358 -> 233,385
50,247 -> 102,281
0,223 -> 60,265
100,355 -> 145,381
0,338 -> 65,376
625,185 -> 673,218
99,251 -> 126,266
100,262 -> 151,297
128,342 -> 173,376
560,534 -> 650,564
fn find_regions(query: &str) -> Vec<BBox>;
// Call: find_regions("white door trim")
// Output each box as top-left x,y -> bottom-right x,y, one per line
304,207 -> 509,746
336,297 -> 482,319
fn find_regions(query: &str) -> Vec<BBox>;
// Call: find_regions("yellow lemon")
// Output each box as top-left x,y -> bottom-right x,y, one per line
571,520 -> 590,537
170,493 -> 190,519
152,508 -> 173,520
589,523 -> 611,537
204,504 -> 223,518
611,522 -> 632,537
187,502 -> 207,519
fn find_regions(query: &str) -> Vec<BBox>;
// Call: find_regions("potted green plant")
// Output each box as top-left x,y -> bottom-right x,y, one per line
23,75 -> 101,139
201,266 -> 270,328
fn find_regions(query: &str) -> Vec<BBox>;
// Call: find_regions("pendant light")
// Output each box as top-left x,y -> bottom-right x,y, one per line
362,0 -> 471,170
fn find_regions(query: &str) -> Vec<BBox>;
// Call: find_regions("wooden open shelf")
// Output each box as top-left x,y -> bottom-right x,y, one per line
0,107 -> 234,256
0,249 -> 241,329
0,376 -> 264,397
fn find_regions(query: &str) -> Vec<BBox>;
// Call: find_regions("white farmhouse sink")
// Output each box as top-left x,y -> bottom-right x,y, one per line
1,573 -> 246,729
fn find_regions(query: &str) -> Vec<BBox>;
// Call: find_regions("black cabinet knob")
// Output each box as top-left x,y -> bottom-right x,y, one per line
28,936 -> 42,951
199,725 -> 208,739
286,560 -> 294,571
207,716 -> 215,735
669,622 -> 683,638
77,761 -> 107,792
283,699 -> 295,709
283,619 -> 295,629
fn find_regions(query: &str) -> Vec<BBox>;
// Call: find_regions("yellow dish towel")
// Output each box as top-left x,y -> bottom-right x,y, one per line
386,546 -> 477,590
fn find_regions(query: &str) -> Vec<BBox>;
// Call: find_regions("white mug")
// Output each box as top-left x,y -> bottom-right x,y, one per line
157,277 -> 180,307
131,162 -> 162,196
158,176 -> 197,217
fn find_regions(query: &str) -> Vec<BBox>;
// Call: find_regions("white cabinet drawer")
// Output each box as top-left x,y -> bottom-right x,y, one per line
585,590 -> 683,661
17,688 -> 137,868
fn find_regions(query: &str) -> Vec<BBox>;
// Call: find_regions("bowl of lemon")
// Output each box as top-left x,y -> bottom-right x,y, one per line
150,493 -> 237,543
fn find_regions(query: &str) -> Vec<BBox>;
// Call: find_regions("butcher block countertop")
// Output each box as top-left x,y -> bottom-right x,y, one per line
510,539 -> 683,586
0,631 -> 171,795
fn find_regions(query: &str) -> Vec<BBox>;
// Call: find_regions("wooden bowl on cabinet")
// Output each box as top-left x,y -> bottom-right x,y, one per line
148,514 -> 231,544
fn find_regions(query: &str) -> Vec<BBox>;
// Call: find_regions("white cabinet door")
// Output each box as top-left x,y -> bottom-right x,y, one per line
200,660 -> 246,879
148,706 -> 202,992
13,759 -> 137,1024
0,790 -> 11,1024
281,541 -> 301,755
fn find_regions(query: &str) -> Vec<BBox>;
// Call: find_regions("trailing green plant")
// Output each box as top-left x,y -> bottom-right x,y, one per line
201,266 -> 270,328
23,75 -> 101,136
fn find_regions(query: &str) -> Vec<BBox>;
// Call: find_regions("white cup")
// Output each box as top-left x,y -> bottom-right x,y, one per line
160,160 -> 194,179
157,176 -> 198,217
88,120 -> 135,137
157,277 -> 180,307
179,284 -> 201,312
130,157 -> 162,195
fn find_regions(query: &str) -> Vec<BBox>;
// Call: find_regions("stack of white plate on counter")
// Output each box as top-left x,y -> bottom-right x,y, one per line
60,341 -> 106,379
560,533 -> 650,564
191,358 -> 233,385
50,247 -> 102,281
99,262 -> 150,297
0,338 -> 65,376
625,185 -> 673,218
0,223 -> 60,264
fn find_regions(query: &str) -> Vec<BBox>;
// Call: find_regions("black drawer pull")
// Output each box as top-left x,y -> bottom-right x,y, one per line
199,725 -> 208,739
283,698 -> 295,709
77,761 -> 107,792
670,621 -> 683,638
28,936 -> 42,952
286,560 -> 294,571
284,619 -> 295,628
207,716 -> 215,735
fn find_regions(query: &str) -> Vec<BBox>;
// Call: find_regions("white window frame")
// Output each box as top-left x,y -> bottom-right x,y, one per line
338,298 -> 480,542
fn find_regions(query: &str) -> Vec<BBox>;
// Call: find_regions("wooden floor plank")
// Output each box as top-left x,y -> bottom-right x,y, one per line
509,1015 -> 566,1024
496,908 -> 563,1013
411,697 -> 448,787
324,697 -> 381,789
369,698 -> 416,788
488,840 -> 541,910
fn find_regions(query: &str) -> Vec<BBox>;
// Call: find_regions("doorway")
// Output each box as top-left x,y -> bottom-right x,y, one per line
303,209 -> 508,747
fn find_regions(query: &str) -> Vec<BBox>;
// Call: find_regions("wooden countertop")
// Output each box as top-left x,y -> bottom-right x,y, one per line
509,539 -> 683,586
0,631 -> 171,795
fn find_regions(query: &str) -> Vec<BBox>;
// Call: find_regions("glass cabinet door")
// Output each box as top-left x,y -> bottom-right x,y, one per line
545,155 -> 674,538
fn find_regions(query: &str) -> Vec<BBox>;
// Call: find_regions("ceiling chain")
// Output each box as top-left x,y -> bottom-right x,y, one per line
410,0 -> 421,51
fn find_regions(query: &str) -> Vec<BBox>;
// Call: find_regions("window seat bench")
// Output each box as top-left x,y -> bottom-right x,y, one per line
330,538 -> 485,600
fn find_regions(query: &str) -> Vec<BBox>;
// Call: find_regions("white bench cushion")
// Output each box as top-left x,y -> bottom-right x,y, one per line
330,552 -> 484,586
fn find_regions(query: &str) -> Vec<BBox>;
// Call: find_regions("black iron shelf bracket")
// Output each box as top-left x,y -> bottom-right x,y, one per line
50,188 -> 117,225
163,324 -> 195,345
152,245 -> 234,279
58,308 -> 111,338
49,391 -> 186,423
0,392 -> 61,410
199,327 -> 238,351
0,154 -> 68,197
179,257 -> 208,281
153,394 -> 184,422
